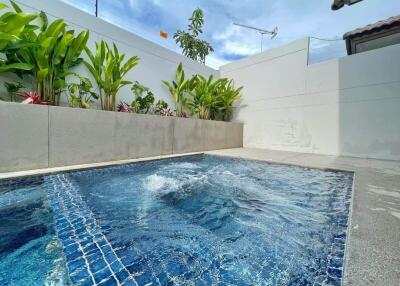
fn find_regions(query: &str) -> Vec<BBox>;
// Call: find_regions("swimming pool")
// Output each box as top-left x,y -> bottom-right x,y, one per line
0,154 -> 353,286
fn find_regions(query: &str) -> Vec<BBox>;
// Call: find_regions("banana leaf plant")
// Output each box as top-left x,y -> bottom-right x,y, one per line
187,75 -> 225,120
5,8 -> 89,105
84,40 -> 139,111
0,1 -> 38,73
216,79 -> 242,121
162,63 -> 196,117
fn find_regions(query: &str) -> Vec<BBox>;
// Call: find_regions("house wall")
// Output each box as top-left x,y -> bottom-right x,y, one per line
1,0 -> 218,107
221,38 -> 400,160
0,103 -> 243,172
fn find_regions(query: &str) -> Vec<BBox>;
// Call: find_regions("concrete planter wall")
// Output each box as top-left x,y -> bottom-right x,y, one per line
0,103 -> 243,172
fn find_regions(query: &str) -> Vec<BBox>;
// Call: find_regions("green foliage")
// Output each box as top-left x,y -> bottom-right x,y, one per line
68,75 -> 98,109
0,1 -> 38,73
4,81 -> 23,102
2,5 -> 90,105
216,79 -> 242,121
173,8 -> 214,64
0,1 -> 240,120
154,99 -> 173,116
155,99 -> 168,111
163,64 -> 242,121
162,63 -> 195,117
187,75 -> 224,120
84,40 -> 139,111
130,81 -> 154,114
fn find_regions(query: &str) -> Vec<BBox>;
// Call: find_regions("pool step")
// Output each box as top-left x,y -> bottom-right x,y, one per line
46,174 -> 139,286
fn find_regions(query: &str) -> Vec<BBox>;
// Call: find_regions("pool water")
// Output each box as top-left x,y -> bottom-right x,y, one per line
0,177 -> 69,285
0,155 -> 353,286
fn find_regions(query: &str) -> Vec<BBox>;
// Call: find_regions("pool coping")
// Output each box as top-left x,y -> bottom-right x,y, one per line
0,152 -> 204,180
1,147 -> 399,286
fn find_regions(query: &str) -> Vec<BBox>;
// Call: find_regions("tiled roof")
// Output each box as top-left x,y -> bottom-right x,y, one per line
343,15 -> 400,39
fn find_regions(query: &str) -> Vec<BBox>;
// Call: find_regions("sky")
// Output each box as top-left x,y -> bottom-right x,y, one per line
62,0 -> 400,68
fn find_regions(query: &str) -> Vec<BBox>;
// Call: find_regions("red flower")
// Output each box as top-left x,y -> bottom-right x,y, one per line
19,91 -> 41,104
117,102 -> 132,112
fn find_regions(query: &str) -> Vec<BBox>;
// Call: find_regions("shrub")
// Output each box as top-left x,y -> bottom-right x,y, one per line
84,41 -> 139,111
163,64 -> 242,121
130,81 -> 155,114
5,8 -> 89,105
68,75 -> 98,109
162,63 -> 195,117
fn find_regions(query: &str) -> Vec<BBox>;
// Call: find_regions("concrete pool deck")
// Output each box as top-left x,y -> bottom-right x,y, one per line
1,147 -> 399,285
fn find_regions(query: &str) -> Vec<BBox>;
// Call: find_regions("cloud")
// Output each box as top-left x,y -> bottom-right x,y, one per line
62,0 -> 400,68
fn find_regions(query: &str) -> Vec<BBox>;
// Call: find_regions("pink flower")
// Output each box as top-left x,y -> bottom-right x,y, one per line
117,102 -> 132,112
19,92 -> 40,104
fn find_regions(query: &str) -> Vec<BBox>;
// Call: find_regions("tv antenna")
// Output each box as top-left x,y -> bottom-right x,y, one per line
233,23 -> 278,52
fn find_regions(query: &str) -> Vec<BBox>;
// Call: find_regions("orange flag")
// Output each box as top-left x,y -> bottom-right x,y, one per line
160,31 -> 168,39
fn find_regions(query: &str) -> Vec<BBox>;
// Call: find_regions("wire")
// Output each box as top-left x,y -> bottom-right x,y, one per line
310,36 -> 342,41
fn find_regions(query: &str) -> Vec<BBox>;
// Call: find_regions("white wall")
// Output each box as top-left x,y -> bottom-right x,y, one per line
1,0 -> 217,108
221,38 -> 400,160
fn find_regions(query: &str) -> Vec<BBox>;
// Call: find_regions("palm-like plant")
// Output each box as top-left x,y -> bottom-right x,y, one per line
162,63 -> 194,117
216,79 -> 242,121
85,41 -> 139,111
0,1 -> 38,73
187,75 -> 225,120
6,10 -> 89,105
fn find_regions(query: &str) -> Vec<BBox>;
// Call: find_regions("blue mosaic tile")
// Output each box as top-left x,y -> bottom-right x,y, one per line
329,257 -> 343,269
67,258 -> 86,274
114,269 -> 130,282
121,279 -> 136,286
90,259 -> 107,274
98,276 -> 118,286
325,276 -> 342,286
46,174 -> 139,286
110,261 -> 123,273
75,277 -> 95,286
93,266 -> 112,284
70,268 -> 91,284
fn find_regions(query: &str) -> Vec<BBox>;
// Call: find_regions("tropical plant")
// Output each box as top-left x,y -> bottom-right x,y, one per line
18,91 -> 45,104
130,81 -> 154,114
4,81 -> 23,101
217,79 -> 242,121
0,1 -> 38,73
84,40 -> 139,111
155,99 -> 168,111
159,108 -> 174,117
117,101 -> 132,113
162,63 -> 195,117
155,99 -> 174,116
4,7 -> 90,105
187,75 -> 224,120
67,75 -> 98,109
173,8 -> 214,64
